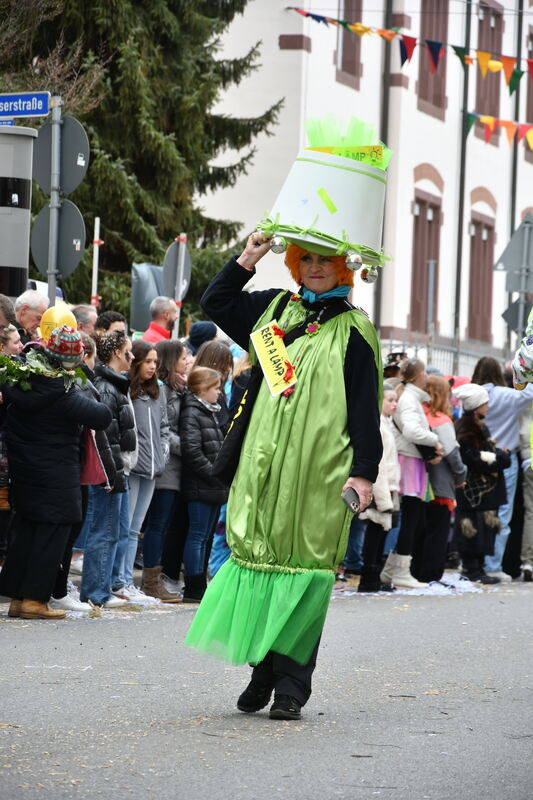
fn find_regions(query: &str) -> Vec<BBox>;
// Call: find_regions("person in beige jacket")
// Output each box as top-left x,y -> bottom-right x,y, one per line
380,359 -> 444,589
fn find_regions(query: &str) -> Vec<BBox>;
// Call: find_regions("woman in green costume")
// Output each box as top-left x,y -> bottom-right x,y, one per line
185,232 -> 383,719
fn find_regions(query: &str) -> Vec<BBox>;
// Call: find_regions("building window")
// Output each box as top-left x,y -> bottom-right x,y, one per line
335,0 -> 363,90
410,192 -> 442,333
468,215 -> 495,343
475,1 -> 503,142
417,0 -> 449,120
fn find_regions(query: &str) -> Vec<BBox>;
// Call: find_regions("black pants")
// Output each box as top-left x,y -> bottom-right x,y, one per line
395,495 -> 426,555
362,520 -> 387,567
411,503 -> 451,583
161,495 -> 189,581
0,509 -> 13,563
52,486 -> 89,599
0,514 -> 71,602
250,638 -> 321,706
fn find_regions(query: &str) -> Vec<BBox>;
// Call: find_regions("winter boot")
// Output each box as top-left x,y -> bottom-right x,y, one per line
20,600 -> 66,619
382,552 -> 428,589
142,566 -> 181,603
8,599 -> 22,618
182,573 -> 207,603
358,565 -> 382,593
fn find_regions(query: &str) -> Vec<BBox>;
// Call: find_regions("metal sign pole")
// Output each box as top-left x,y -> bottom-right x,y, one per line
517,219 -> 532,339
172,232 -> 187,339
90,216 -> 103,306
46,95 -> 62,305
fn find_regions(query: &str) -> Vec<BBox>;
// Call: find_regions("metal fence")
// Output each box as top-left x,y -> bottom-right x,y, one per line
381,337 -> 509,377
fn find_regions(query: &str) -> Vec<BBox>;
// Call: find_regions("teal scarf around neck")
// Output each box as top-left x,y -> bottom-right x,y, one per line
301,284 -> 351,304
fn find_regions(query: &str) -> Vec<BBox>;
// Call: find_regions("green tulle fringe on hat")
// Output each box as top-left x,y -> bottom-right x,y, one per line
184,558 -> 334,666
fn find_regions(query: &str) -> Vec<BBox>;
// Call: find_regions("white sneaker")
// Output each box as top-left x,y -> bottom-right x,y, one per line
69,556 -> 84,575
122,583 -> 158,604
49,594 -> 91,612
161,574 -> 182,594
102,595 -> 128,608
485,570 -> 512,582
67,580 -> 81,601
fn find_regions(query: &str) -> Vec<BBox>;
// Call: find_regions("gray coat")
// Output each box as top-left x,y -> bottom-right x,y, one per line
131,391 -> 169,480
426,415 -> 466,500
155,384 -> 183,491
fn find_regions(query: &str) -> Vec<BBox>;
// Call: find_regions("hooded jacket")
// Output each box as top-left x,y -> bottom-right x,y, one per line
93,365 -> 137,493
393,383 -> 439,459
179,392 -> 228,504
130,390 -> 169,480
155,384 -> 182,490
1,374 -> 111,523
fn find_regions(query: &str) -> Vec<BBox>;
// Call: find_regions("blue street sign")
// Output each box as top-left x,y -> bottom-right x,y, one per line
0,92 -> 51,119
0,119 -> 14,126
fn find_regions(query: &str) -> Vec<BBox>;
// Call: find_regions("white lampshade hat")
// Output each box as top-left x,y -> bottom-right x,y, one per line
258,116 -> 392,269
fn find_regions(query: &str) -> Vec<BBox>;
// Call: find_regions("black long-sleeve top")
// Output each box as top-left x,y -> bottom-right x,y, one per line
201,257 -> 382,482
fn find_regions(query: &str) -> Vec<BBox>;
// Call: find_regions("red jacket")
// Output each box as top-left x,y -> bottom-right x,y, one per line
143,321 -> 170,343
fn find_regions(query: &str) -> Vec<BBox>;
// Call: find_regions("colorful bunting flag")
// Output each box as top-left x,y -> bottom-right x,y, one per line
526,129 -> 533,151
517,124 -> 533,143
500,56 -> 516,85
476,51 -> 492,78
487,59 -> 503,73
466,113 -> 478,135
527,59 -> 533,82
509,69 -> 524,96
349,22 -> 371,36
308,13 -> 328,25
377,28 -> 397,42
452,45 -> 468,67
499,120 -> 518,145
399,35 -> 417,66
425,39 -> 443,73
479,115 -> 496,142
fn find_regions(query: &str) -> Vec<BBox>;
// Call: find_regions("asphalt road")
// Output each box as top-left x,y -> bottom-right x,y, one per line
1,580 -> 532,800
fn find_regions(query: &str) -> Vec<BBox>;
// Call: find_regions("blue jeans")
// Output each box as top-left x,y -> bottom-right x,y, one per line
485,451 -> 519,573
110,486 -> 130,590
73,488 -> 94,552
343,516 -> 365,570
143,489 -> 178,568
80,486 -> 122,605
183,501 -> 220,576
123,474 -> 155,585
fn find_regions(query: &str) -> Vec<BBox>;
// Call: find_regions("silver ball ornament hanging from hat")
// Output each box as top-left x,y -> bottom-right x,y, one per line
360,266 -> 379,284
270,235 -> 287,254
345,251 -> 363,271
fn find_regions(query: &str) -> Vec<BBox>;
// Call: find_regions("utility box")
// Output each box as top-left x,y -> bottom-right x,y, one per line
0,126 -> 37,297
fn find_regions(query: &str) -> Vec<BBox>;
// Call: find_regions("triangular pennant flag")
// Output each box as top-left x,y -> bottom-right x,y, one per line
377,28 -> 397,42
487,59 -> 503,73
499,120 -> 518,145
425,39 -> 443,73
308,13 -> 328,25
399,35 -> 417,66
466,112 -> 478,135
479,115 -> 496,142
476,51 -> 492,78
509,69 -> 525,96
527,59 -> 533,82
294,8 -> 309,17
465,55 -> 474,65
500,56 -> 516,84
452,45 -> 468,67
517,124 -> 533,143
325,18 -> 339,26
349,23 -> 371,36
526,129 -> 533,151
338,20 -> 352,32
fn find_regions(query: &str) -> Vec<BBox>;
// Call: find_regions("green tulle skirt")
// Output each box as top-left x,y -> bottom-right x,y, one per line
184,558 -> 334,666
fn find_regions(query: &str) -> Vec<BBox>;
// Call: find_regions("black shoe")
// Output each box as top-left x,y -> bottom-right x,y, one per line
357,565 -> 381,593
269,694 -> 302,720
445,552 -> 461,569
344,568 -> 361,577
182,573 -> 207,603
478,571 -> 501,585
237,681 -> 273,713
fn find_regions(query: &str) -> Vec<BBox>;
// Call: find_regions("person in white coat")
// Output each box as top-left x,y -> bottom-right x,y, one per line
380,359 -> 444,589
358,383 -> 401,592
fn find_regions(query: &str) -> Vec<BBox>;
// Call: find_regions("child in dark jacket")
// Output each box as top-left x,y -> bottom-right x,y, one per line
179,366 -> 228,602
452,383 -> 511,584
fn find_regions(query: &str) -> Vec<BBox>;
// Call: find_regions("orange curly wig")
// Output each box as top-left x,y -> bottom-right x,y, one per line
284,244 -> 354,287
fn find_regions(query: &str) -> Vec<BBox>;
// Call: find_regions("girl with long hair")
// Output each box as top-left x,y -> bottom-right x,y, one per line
114,340 -> 169,601
141,339 -> 188,602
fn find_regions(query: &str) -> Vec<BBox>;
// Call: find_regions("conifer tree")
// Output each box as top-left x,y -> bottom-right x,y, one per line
2,0 -> 281,317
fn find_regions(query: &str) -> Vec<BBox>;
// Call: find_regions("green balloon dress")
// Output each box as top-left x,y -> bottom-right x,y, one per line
185,292 -> 382,665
